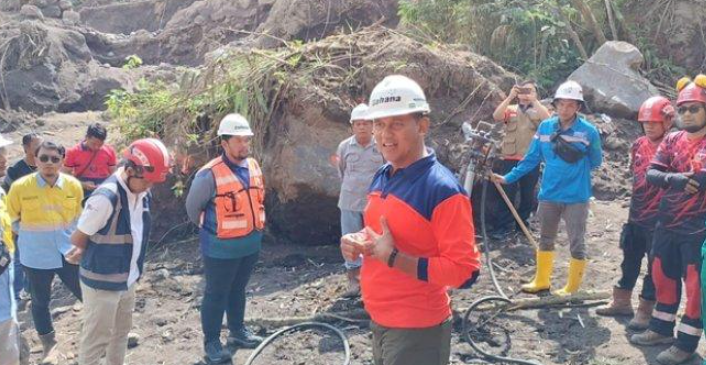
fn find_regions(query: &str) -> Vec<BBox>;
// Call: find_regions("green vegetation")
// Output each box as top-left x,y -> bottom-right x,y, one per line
398,0 -> 682,91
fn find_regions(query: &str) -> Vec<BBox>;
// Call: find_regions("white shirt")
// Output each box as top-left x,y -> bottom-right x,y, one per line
77,169 -> 148,287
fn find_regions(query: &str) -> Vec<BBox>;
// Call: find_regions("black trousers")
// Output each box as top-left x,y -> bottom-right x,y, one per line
24,257 -> 82,335
486,159 -> 540,232
200,252 -> 259,344
616,222 -> 655,300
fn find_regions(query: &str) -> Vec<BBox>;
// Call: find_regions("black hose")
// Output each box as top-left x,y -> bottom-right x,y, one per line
462,296 -> 543,365
461,175 -> 545,365
243,322 -> 351,365
479,177 -> 506,298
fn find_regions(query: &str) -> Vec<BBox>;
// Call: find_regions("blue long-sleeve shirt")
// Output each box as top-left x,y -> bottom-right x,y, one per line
504,115 -> 602,204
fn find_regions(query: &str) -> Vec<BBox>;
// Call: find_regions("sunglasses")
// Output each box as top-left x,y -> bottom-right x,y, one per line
38,155 -> 61,164
677,105 -> 704,115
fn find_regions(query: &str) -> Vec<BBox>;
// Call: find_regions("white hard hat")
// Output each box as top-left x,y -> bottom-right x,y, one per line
366,75 -> 430,120
0,133 -> 13,149
554,80 -> 584,103
350,104 -> 370,123
217,113 -> 254,136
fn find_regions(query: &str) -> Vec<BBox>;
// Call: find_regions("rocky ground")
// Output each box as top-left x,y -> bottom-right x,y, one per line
13,200 -> 706,365
3,0 -> 706,364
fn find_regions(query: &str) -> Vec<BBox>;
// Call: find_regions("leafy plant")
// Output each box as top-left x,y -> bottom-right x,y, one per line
122,55 -> 143,70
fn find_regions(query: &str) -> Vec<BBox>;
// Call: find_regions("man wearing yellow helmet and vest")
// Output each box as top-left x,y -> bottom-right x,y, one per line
630,75 -> 706,365
340,75 -> 481,365
493,80 -> 603,297
186,114 -> 265,364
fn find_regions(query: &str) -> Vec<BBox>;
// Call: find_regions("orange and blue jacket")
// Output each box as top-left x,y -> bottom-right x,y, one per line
361,153 -> 481,328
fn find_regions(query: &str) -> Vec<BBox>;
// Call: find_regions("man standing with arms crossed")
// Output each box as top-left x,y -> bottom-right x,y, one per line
332,103 -> 383,297
340,75 -> 481,365
186,114 -> 266,364
7,141 -> 84,365
65,138 -> 171,365
630,75 -> 706,365
493,80 -> 603,296
596,96 -> 674,330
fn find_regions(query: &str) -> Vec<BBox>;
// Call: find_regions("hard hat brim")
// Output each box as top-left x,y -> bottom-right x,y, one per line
366,106 -> 430,121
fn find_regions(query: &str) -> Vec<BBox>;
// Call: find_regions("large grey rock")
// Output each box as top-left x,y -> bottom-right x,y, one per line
58,0 -> 73,11
568,41 -> 660,119
62,10 -> 80,25
20,5 -> 45,20
41,4 -> 62,18
0,0 -> 22,12
29,0 -> 48,7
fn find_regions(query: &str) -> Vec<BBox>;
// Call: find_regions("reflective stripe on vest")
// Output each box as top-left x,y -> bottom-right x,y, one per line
200,156 -> 266,239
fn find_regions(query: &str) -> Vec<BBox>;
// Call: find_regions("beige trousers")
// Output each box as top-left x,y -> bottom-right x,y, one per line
78,282 -> 136,365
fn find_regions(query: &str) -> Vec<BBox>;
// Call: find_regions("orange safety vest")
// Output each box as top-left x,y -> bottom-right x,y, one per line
200,156 -> 266,239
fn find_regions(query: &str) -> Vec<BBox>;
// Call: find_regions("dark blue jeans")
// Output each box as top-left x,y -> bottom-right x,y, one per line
24,257 -> 82,335
201,252 -> 259,344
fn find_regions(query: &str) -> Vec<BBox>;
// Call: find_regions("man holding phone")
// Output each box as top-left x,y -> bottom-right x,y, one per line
489,80 -> 551,237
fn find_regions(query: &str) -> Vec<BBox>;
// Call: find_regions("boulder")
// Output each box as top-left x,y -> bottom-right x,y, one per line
0,0 -> 22,12
568,41 -> 660,119
41,4 -> 62,18
158,28 -> 513,245
20,4 -> 44,20
62,10 -> 80,25
58,0 -> 72,11
29,0 -> 48,7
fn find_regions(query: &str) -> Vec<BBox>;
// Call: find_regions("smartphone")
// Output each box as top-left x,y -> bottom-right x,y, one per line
517,87 -> 531,95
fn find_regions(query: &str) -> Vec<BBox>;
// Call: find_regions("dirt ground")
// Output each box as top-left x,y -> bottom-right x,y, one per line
14,198 -> 706,365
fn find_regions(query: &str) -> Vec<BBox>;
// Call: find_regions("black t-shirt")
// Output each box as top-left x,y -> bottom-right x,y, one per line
3,158 -> 36,191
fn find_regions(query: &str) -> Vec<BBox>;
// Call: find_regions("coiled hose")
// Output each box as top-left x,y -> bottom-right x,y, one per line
460,177 -> 543,365
244,322 -> 351,365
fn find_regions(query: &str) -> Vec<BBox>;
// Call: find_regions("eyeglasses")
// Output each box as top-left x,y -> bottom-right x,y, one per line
677,105 -> 704,115
38,155 -> 61,164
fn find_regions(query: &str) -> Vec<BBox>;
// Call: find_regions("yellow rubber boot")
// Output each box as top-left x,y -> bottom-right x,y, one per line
553,258 -> 587,297
521,251 -> 555,293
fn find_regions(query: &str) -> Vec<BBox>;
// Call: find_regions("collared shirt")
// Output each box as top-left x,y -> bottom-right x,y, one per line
185,155 -> 262,259
64,142 -> 117,182
336,136 -> 384,211
504,115 -> 602,204
361,151 -> 481,328
0,187 -> 15,322
7,173 -> 83,269
78,170 -> 147,286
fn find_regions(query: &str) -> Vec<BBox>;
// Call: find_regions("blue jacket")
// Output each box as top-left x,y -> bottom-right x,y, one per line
79,176 -> 151,291
504,115 -> 602,204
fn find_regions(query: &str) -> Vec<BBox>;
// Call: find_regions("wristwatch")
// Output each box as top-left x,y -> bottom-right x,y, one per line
387,247 -> 399,268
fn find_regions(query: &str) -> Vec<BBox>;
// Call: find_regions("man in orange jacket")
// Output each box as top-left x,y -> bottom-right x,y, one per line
340,75 -> 481,365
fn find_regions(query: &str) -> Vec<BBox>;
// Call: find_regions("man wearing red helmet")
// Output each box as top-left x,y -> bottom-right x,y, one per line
630,75 -> 706,365
596,96 -> 674,331
65,138 -> 171,365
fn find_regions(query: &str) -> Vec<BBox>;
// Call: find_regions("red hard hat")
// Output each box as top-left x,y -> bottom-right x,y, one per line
676,78 -> 706,106
123,138 -> 171,183
638,96 -> 675,129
